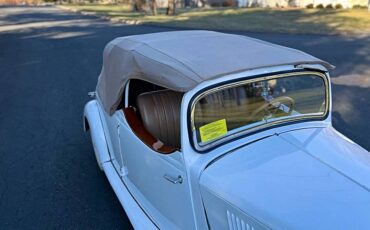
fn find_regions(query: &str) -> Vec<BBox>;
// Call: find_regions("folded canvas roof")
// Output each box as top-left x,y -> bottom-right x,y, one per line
96,30 -> 333,114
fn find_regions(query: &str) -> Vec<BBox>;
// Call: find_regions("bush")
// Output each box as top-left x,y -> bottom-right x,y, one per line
247,1 -> 258,7
325,4 -> 333,8
335,3 -> 343,9
209,0 -> 235,7
306,3 -> 314,8
222,0 -> 235,6
288,0 -> 295,7
209,2 -> 221,6
352,4 -> 366,9
316,4 -> 324,8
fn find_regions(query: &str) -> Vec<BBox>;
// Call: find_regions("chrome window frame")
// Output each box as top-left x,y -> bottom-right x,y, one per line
189,71 -> 330,151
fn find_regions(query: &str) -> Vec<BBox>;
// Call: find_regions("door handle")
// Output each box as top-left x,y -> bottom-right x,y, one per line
164,174 -> 183,184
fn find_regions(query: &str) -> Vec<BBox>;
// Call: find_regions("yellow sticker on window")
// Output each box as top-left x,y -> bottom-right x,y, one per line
199,119 -> 228,143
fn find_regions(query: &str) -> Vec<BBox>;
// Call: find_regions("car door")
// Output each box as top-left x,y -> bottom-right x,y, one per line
98,80 -> 131,175
115,81 -> 196,229
117,119 -> 195,229
100,102 -> 125,174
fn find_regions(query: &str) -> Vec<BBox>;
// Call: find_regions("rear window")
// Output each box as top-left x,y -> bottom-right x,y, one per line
191,72 -> 328,148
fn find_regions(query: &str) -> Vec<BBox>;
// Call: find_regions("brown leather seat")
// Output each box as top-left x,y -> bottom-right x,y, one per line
137,90 -> 183,148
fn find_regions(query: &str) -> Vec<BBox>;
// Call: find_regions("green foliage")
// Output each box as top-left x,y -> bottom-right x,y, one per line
352,4 -> 367,9
306,3 -> 314,8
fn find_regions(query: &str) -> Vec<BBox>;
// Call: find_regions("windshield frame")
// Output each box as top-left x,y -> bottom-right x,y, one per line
188,71 -> 330,151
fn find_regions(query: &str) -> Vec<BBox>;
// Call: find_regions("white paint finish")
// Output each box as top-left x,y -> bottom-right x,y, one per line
118,117 -> 196,230
121,175 -> 177,229
201,187 -> 269,230
101,161 -> 158,230
83,100 -> 111,170
200,131 -> 370,230
280,126 -> 370,191
101,109 -> 125,172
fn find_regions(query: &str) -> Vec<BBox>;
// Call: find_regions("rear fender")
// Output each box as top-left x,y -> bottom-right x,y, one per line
83,100 -> 111,170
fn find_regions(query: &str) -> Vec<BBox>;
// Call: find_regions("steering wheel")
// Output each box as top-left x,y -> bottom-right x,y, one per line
250,96 -> 295,121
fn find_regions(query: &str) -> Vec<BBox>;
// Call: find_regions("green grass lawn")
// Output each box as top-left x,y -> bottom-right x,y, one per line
61,4 -> 370,35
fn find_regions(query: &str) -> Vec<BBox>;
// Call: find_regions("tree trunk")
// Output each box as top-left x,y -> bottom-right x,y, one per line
151,0 -> 157,15
133,0 -> 144,12
167,0 -> 176,15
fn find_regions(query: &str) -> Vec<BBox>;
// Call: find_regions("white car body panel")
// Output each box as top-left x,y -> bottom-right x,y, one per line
281,127 -> 370,190
200,127 -> 370,229
102,161 -> 158,230
84,100 -> 158,229
83,100 -> 111,170
117,116 -> 196,230
92,93 -> 197,229
84,64 -> 370,229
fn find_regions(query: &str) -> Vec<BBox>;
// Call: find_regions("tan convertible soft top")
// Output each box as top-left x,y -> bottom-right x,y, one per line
96,30 -> 333,115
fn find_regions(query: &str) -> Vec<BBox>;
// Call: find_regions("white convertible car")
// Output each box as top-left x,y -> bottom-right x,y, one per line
83,31 -> 370,230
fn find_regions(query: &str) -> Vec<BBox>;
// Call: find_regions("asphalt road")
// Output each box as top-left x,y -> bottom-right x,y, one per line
0,6 -> 369,229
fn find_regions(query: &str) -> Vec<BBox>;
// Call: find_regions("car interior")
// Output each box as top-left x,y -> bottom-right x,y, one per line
121,79 -> 269,151
122,79 -> 183,154
121,77 -> 321,150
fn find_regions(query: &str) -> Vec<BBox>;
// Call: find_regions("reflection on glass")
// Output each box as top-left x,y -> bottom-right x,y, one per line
193,74 -> 327,144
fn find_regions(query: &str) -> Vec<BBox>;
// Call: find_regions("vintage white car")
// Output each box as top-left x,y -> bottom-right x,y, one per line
83,31 -> 370,230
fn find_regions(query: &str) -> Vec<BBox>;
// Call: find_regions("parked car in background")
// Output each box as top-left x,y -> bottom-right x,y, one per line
83,31 -> 370,230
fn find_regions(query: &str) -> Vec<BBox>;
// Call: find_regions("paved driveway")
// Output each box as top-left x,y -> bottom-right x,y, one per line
0,6 -> 369,229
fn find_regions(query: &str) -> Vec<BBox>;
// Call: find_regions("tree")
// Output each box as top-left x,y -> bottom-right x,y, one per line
151,0 -> 157,15
167,0 -> 176,15
133,0 -> 145,12
133,0 -> 157,15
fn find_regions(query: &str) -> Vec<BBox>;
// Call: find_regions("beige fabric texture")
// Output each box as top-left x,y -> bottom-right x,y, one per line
96,30 -> 333,115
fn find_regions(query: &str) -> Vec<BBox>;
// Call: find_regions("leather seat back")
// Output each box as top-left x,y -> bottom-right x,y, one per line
137,90 -> 183,148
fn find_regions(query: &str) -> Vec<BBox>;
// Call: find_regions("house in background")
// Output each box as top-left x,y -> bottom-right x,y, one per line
236,0 -> 368,8
155,0 -> 368,8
